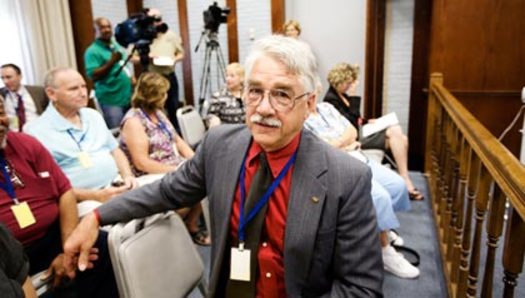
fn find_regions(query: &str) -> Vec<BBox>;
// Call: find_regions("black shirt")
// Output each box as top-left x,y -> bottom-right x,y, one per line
0,223 -> 29,298
323,86 -> 364,130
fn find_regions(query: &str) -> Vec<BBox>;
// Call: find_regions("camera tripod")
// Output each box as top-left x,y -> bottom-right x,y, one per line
195,31 -> 227,114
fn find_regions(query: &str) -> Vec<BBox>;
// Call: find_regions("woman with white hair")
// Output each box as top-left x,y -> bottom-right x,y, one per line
204,62 -> 246,128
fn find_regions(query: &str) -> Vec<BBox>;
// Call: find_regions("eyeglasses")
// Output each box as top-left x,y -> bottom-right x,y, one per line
244,87 -> 310,112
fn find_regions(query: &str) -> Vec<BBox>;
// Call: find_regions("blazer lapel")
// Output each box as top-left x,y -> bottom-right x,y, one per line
208,127 -> 252,296
284,130 -> 328,292
213,127 -> 252,236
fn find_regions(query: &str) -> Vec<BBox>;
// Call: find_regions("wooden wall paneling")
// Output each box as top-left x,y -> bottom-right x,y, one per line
271,0 -> 285,33
454,95 -> 522,157
126,0 -> 143,79
226,0 -> 239,63
126,0 -> 143,16
364,0 -> 385,120
429,1 -> 525,90
426,0 -> 525,161
177,0 -> 194,105
68,0 -> 94,87
407,0 -> 432,170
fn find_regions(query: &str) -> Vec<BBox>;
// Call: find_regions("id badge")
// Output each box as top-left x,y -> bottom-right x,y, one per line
230,246 -> 251,281
11,201 -> 36,229
9,117 -> 19,129
78,151 -> 93,168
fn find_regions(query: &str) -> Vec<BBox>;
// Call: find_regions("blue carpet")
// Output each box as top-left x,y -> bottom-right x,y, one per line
382,172 -> 448,297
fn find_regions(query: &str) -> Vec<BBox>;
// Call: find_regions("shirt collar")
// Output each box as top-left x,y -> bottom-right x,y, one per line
95,38 -> 112,49
8,86 -> 26,98
46,103 -> 87,132
246,132 -> 302,178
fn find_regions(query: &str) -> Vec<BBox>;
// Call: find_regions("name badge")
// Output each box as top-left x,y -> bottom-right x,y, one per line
38,171 -> 50,178
230,246 -> 251,281
11,201 -> 36,229
78,151 -> 93,168
9,117 -> 19,129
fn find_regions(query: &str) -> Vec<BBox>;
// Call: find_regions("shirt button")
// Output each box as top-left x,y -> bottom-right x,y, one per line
262,242 -> 268,247
265,272 -> 272,278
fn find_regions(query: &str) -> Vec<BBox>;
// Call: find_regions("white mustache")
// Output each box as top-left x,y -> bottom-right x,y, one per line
250,114 -> 282,128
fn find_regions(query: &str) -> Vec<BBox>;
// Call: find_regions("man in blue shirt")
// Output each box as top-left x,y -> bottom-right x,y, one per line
25,67 -> 137,204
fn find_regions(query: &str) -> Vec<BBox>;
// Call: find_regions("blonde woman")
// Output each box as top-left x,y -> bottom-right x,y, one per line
119,72 -> 210,245
283,19 -> 301,38
324,63 -> 423,200
205,62 -> 246,128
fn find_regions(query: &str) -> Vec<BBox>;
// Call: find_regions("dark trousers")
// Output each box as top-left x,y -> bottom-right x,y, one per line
163,72 -> 181,133
25,221 -> 118,298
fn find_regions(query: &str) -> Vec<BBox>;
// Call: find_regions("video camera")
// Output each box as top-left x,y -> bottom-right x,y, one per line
203,2 -> 230,33
114,12 -> 158,70
115,12 -> 157,48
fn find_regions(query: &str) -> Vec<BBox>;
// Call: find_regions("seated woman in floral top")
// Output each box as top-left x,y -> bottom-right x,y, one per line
119,72 -> 210,245
204,62 -> 245,128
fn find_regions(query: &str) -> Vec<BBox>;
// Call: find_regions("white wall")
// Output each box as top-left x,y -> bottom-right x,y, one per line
91,0 -> 128,32
236,0 -> 272,64
383,0 -> 415,133
187,0 -> 229,108
285,0 -> 367,98
143,0 -> 185,103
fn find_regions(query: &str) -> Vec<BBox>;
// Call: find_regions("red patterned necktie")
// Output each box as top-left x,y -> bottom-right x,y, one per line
16,94 -> 26,131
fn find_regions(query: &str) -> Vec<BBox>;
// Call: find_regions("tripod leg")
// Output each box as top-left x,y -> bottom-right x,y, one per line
216,45 -> 228,82
198,46 -> 212,111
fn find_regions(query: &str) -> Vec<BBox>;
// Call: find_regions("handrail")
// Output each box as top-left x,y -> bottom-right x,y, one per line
429,75 -> 525,219
425,73 -> 525,297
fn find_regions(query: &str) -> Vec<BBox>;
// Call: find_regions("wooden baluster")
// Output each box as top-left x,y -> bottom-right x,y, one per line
430,106 -> 442,205
441,118 -> 453,246
466,166 -> 492,297
450,138 -> 468,285
502,207 -> 525,298
456,153 -> 480,297
480,184 -> 507,298
446,126 -> 461,264
434,113 -> 446,227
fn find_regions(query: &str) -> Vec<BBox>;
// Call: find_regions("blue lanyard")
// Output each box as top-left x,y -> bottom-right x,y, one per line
237,150 -> 298,243
141,109 -> 173,141
66,129 -> 87,151
0,156 -> 18,204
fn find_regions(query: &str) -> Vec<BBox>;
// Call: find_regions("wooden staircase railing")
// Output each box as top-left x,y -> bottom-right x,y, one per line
425,73 -> 525,298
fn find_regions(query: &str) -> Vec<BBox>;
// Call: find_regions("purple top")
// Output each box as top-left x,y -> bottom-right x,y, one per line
120,108 -> 185,176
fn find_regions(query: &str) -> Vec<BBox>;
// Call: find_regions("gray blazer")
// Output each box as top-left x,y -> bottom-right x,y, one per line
98,125 -> 383,297
0,85 -> 49,115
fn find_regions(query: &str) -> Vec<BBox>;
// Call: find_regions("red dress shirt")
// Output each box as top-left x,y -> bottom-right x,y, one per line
229,133 -> 301,298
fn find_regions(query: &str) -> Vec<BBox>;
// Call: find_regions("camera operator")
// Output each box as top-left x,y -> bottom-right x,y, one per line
145,8 -> 184,132
84,17 -> 133,129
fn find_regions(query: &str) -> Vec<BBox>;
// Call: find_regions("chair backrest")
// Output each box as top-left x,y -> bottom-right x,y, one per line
176,105 -> 206,148
108,212 -> 207,298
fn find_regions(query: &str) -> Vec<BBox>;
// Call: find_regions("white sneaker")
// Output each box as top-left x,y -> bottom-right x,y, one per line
388,230 -> 404,246
382,245 -> 420,279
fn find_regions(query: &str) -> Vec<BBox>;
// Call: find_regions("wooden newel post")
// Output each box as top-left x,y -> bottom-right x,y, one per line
425,73 -> 444,174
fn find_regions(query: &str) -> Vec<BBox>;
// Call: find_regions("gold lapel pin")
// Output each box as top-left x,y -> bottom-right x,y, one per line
311,196 -> 320,203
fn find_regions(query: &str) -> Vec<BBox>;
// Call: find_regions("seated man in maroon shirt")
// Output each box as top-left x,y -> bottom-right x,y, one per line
0,96 -> 117,297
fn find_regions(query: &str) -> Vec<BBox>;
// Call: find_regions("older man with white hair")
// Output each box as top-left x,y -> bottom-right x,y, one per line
64,35 -> 383,297
25,67 -> 137,204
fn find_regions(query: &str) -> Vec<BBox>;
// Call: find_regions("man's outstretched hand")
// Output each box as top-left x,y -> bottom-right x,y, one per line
63,212 -> 101,278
